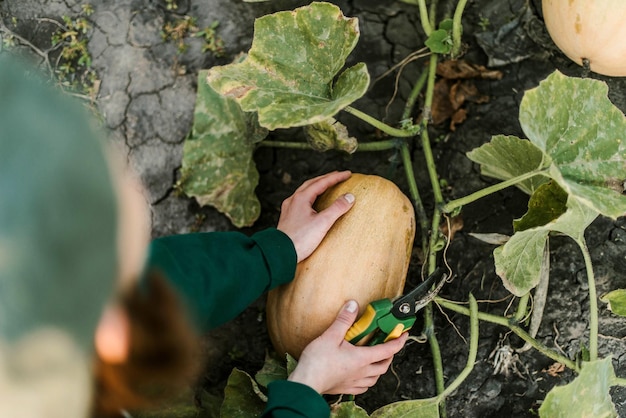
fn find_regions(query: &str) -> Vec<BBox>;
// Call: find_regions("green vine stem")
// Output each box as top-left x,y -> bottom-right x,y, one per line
401,143 -> 429,252
576,238 -> 599,361
514,293 -> 530,323
450,0 -> 467,58
417,52 -> 449,416
441,293 -> 479,398
442,169 -> 550,214
422,55 -> 444,247
428,0 -> 439,32
424,303 -> 445,396
417,0 -> 433,35
399,69 -> 429,251
403,69 -> 428,126
344,106 -> 420,138
436,297 -> 578,371
259,139 -> 399,152
258,141 -> 315,150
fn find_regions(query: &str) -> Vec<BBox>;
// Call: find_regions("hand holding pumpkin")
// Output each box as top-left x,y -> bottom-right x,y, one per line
277,170 -> 355,262
287,299 -> 408,395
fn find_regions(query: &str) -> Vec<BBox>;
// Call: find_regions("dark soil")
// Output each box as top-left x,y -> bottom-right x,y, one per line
2,0 -> 625,417
210,1 -> 626,417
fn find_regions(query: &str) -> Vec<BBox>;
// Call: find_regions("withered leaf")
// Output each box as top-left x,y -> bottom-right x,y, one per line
437,59 -> 503,80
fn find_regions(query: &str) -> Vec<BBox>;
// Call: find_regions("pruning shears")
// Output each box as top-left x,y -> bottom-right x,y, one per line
345,267 -> 450,346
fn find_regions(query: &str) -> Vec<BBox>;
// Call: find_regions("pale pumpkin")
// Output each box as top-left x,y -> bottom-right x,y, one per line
542,0 -> 626,77
266,173 -> 416,359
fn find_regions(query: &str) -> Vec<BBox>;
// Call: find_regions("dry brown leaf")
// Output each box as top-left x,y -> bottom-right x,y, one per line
450,108 -> 467,131
440,214 -> 464,241
430,60 -> 499,130
431,78 -> 455,126
450,80 -> 489,110
437,59 -> 503,80
542,362 -> 566,377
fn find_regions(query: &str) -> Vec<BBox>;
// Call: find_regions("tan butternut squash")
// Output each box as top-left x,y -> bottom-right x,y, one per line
542,0 -> 626,76
266,173 -> 416,359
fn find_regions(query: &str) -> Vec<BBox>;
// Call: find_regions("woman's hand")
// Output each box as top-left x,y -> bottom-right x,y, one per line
287,300 -> 408,395
277,170 -> 354,263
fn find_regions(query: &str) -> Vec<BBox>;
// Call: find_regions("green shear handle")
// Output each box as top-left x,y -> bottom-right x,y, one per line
345,299 -> 416,345
345,267 -> 449,346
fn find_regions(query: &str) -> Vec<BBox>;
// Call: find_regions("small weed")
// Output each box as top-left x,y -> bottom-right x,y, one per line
50,5 -> 98,97
195,21 -> 225,56
81,3 -> 94,16
478,15 -> 490,31
1,33 -> 15,49
0,4 -> 98,98
162,15 -> 225,57
162,15 -> 197,54
165,0 -> 178,11
0,17 -> 17,50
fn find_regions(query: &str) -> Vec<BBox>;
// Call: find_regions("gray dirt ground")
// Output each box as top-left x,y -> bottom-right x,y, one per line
2,0 -> 626,417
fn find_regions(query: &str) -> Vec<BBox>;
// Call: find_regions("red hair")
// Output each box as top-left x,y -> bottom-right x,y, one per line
91,273 -> 201,417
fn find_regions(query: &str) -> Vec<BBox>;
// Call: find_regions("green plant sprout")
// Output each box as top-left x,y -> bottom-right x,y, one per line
0,5 -> 98,99
162,15 -> 225,57
195,21 -> 225,56
165,0 -> 178,11
49,7 -> 97,96
179,2 -> 626,417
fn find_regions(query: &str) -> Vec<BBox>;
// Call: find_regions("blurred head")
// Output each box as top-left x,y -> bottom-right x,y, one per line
0,54 -> 119,417
0,53 -> 196,418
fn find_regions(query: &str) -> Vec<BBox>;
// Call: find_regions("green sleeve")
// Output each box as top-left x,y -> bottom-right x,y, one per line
261,381 -> 330,417
145,228 -> 296,332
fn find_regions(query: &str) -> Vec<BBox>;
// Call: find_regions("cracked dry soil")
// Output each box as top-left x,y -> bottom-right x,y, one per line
1,0 -> 626,417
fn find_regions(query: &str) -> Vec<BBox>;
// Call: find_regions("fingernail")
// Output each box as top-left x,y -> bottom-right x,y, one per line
344,193 -> 355,204
345,300 -> 357,313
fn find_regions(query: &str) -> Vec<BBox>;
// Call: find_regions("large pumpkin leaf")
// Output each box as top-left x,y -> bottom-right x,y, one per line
466,135 -> 550,195
538,357 -> 618,418
207,2 -> 369,129
495,195 -> 598,296
255,353 -> 288,388
520,70 -> 626,219
331,402 -> 370,418
178,70 -> 268,228
370,397 -> 440,418
220,368 -> 266,418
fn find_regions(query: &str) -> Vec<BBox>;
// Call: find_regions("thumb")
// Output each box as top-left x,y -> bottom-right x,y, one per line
318,193 -> 355,227
324,300 -> 359,341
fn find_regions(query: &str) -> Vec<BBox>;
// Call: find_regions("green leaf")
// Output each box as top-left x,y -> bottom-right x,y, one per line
303,117 -> 357,153
600,289 -> 626,317
466,135 -> 550,195
494,229 -> 549,297
331,402 -> 370,418
286,353 -> 298,375
178,70 -> 267,228
207,2 -> 369,129
255,353 -> 288,388
539,357 -> 618,418
438,18 -> 454,32
220,368 -> 266,418
370,397 -> 440,418
513,181 -> 568,232
425,29 -> 452,54
495,195 -> 598,296
520,71 -> 626,219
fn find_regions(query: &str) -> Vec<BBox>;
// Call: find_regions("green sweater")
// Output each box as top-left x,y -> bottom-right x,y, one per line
147,228 -> 330,418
